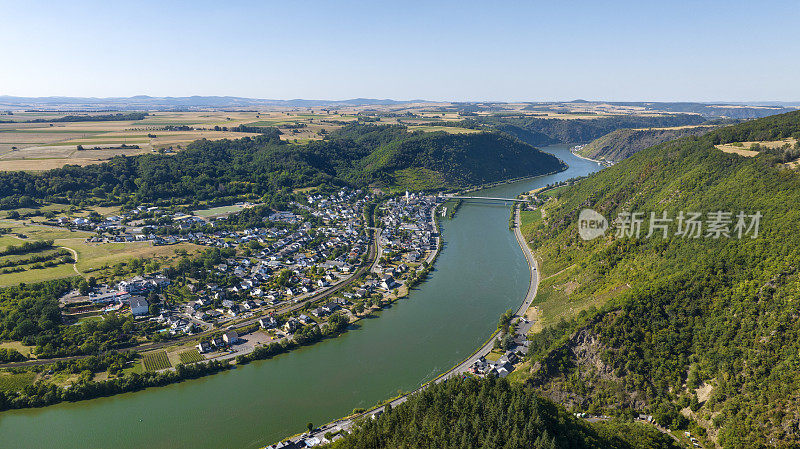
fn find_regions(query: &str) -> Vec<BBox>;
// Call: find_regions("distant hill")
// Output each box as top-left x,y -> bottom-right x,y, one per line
607,101 -> 797,119
327,377 -> 680,449
1,96 -> 796,117
0,95 -> 421,110
479,114 -> 708,146
575,126 -> 717,162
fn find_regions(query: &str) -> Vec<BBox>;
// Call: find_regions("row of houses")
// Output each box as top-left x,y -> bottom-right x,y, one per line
196,330 -> 239,353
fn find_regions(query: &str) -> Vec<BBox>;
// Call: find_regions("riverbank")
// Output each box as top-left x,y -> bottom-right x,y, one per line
270,205 -> 541,448
570,145 -> 613,167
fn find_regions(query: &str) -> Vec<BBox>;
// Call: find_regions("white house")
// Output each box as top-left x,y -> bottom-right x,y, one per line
259,316 -> 277,329
128,296 -> 149,316
223,330 -> 239,345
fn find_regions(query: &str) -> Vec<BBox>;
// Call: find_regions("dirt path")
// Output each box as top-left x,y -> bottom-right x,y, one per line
59,246 -> 81,276
540,263 -> 576,281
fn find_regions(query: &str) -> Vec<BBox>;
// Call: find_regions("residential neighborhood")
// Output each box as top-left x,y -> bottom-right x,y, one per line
54,189 -> 444,368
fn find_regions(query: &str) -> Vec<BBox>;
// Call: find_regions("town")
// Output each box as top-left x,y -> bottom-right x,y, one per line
56,189 -> 443,366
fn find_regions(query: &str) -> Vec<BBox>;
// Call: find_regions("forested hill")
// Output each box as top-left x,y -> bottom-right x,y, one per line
516,110 -> 800,447
328,377 -> 680,449
334,125 -> 564,189
478,114 -> 708,146
575,126 -> 717,162
0,125 -> 562,210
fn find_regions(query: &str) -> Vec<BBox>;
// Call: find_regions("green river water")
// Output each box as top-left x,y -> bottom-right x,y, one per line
0,145 -> 600,448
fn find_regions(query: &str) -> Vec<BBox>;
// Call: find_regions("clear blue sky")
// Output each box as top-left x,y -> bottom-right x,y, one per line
2,0 -> 798,102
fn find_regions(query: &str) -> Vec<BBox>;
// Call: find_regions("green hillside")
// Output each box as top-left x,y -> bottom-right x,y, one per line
354,129 -> 565,189
513,111 -> 800,448
576,126 -> 716,162
479,114 -> 708,146
328,377 -> 679,449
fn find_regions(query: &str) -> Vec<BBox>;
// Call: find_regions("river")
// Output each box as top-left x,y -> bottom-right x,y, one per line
0,145 -> 601,448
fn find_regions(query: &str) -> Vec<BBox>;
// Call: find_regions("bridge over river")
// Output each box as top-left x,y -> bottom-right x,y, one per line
440,195 -> 528,203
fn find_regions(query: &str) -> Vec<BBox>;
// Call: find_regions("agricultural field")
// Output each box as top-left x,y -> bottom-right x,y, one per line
406,125 -> 480,134
142,351 -> 172,371
0,371 -> 36,392
0,111 -> 267,171
193,203 -> 254,218
178,350 -> 204,364
0,341 -> 34,358
715,138 -> 798,157
0,219 -> 201,286
0,109 -> 360,169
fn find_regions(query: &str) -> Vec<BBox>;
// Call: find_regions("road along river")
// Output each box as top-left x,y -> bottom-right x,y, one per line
0,144 -> 600,449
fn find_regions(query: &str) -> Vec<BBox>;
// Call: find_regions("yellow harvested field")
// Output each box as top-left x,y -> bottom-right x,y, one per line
58,238 -> 203,273
785,160 -> 800,170
716,146 -> 760,157
0,112 -> 273,171
716,138 -> 797,157
633,124 -> 715,131
406,125 -> 480,134
0,158 -> 105,171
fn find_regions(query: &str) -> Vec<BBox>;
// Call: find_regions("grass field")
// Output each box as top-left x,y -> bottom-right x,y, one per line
0,220 -> 90,240
0,371 -> 36,392
0,248 -> 63,264
0,341 -> 34,358
519,209 -> 542,237
0,220 -> 201,285
0,235 -> 23,251
406,125 -> 481,134
0,263 -> 77,286
193,204 -> 249,218
485,350 -> 503,362
62,239 -> 202,272
715,138 -> 797,157
178,349 -> 204,364
142,351 -> 172,371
